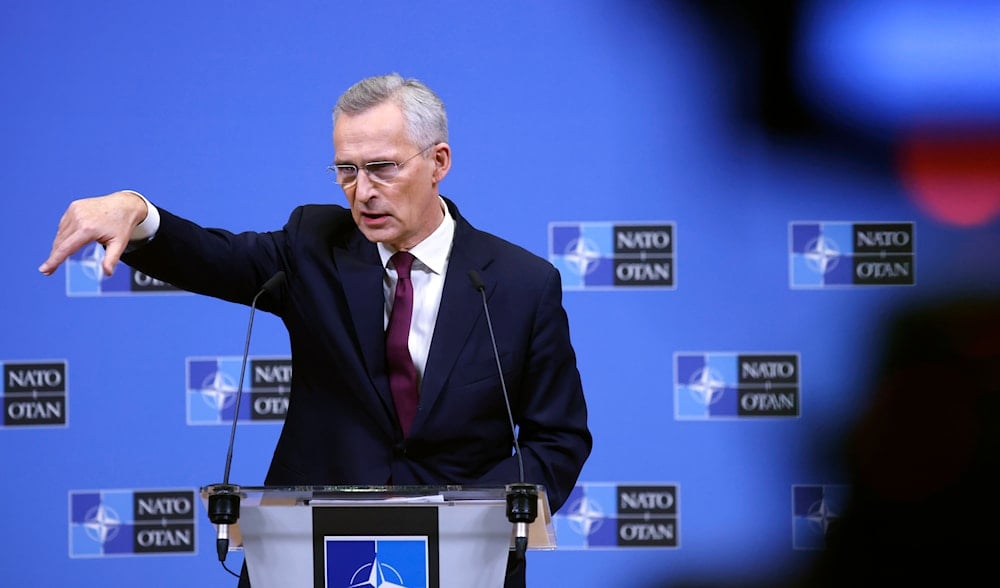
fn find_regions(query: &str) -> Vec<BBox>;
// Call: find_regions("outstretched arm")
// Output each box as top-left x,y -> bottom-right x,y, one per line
38,190 -> 151,277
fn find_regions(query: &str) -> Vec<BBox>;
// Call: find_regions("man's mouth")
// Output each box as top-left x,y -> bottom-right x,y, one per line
360,211 -> 391,225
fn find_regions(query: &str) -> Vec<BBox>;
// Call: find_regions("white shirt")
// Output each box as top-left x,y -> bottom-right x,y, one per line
377,199 -> 454,386
128,192 -> 454,387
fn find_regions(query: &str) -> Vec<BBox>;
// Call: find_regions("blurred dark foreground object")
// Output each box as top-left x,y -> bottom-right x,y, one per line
802,296 -> 1000,586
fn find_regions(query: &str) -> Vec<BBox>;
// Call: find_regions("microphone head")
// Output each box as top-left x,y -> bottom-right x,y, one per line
261,271 -> 286,294
252,271 -> 286,306
467,270 -> 485,292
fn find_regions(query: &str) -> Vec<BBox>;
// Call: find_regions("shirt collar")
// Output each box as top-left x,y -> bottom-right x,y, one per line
377,197 -> 454,274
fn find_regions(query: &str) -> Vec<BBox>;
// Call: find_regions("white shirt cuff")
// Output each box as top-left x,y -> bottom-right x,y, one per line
123,190 -> 161,241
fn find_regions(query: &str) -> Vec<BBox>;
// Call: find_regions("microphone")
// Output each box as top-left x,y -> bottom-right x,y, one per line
467,270 -> 537,561
208,271 -> 286,575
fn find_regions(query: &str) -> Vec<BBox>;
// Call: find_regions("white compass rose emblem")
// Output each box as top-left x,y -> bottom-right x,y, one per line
805,498 -> 839,535
687,366 -> 726,406
200,370 -> 239,410
563,237 -> 602,276
803,236 -> 841,275
564,496 -> 604,537
349,551 -> 408,588
79,243 -> 110,282
83,504 -> 121,544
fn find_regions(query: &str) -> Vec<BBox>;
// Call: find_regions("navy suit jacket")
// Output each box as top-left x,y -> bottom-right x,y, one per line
124,197 -> 591,513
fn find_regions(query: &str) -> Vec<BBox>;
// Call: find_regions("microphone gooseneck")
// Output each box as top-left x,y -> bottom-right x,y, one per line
222,271 -> 285,486
467,270 -> 537,561
467,270 -> 524,483
208,271 -> 286,576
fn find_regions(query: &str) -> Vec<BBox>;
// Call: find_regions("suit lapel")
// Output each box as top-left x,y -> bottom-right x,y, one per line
333,234 -> 398,429
330,199 -> 494,438
413,210 -> 492,432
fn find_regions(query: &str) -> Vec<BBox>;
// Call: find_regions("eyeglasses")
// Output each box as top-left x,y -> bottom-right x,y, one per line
328,143 -> 437,187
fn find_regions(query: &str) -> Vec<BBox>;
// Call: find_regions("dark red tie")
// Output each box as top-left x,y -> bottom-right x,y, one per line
386,252 -> 418,437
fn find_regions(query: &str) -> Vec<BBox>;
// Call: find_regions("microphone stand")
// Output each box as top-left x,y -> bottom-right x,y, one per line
468,270 -> 538,561
207,271 -> 285,575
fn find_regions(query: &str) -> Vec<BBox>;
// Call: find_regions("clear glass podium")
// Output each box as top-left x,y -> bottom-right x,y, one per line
200,484 -> 554,588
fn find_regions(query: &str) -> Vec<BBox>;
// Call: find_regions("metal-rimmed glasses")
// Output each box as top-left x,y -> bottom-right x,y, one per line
328,143 -> 437,188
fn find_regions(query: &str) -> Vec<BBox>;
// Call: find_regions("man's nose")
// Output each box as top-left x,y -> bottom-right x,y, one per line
353,170 -> 379,199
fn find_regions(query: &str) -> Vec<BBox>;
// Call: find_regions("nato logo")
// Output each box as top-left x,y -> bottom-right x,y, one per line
65,243 -> 185,296
2,360 -> 67,428
324,537 -> 428,588
789,222 -> 916,288
554,483 -> 679,549
675,352 -> 801,420
792,484 -> 850,550
69,489 -> 197,557
549,222 -> 675,289
187,356 -> 291,425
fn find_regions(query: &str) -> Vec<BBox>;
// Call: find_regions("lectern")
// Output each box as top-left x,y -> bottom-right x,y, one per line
200,484 -> 554,588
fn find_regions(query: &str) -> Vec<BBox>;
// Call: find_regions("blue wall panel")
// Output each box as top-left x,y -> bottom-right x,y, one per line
3,1 -> 999,586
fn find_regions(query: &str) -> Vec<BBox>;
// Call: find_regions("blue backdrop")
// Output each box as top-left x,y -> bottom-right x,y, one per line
3,1 -> 1000,586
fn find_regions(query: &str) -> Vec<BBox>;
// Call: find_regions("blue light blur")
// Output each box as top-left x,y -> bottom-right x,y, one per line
796,0 -> 1000,130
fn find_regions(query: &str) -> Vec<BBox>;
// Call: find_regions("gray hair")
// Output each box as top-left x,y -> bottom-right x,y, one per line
333,73 -> 448,148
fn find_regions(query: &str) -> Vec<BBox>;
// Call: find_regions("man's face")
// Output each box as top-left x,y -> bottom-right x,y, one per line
332,101 -> 450,251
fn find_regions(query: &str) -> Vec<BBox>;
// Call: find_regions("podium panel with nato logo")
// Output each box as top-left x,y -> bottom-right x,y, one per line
201,485 -> 554,588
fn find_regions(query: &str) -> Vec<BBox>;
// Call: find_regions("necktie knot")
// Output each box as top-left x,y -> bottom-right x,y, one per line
392,251 -> 415,280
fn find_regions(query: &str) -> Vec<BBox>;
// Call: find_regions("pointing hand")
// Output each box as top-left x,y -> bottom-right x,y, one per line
38,191 -> 148,277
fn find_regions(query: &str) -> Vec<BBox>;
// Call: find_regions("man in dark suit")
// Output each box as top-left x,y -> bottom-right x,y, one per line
39,73 -> 592,587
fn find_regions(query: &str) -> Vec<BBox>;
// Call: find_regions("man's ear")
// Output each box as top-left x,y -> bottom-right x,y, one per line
431,142 -> 451,184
